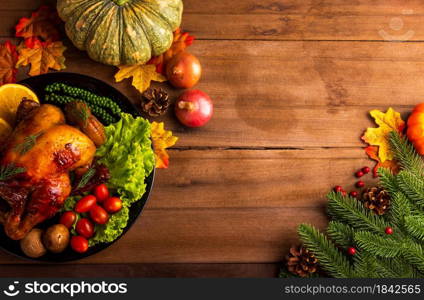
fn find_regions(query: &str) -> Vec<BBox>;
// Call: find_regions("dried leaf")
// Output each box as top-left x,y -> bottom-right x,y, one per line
365,146 -> 399,177
0,41 -> 18,85
15,6 -> 61,41
362,108 -> 405,162
151,121 -> 178,169
148,28 -> 195,74
16,38 -> 66,76
115,64 -> 166,93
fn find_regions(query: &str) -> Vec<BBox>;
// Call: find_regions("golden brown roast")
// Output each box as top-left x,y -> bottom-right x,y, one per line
0,103 -> 96,240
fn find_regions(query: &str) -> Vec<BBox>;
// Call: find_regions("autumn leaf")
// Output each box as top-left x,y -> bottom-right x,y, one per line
151,121 -> 178,169
365,146 -> 399,177
362,108 -> 405,162
16,38 -> 66,76
148,28 -> 195,74
115,64 -> 166,93
15,6 -> 61,41
0,41 -> 18,85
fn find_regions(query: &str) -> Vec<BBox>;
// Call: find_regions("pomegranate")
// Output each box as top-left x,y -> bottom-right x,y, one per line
166,52 -> 202,89
175,90 -> 213,127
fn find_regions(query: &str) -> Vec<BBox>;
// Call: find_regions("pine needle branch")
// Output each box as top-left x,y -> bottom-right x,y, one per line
378,168 -> 398,196
396,171 -> 424,209
327,221 -> 355,247
327,191 -> 390,233
405,216 -> 424,242
298,224 -> 353,278
402,241 -> 424,274
387,191 -> 411,228
354,231 -> 401,258
389,131 -> 424,176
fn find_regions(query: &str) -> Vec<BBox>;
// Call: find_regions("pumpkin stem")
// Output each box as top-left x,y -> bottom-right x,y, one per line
112,0 -> 130,5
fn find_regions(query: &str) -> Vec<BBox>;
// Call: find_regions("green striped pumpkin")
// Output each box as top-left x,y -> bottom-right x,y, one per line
57,0 -> 183,66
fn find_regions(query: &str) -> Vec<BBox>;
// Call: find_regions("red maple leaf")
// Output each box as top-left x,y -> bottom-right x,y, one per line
0,41 -> 18,85
15,6 -> 62,41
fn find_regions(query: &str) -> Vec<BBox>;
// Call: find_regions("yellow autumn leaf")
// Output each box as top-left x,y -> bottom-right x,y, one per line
362,107 -> 405,162
115,64 -> 166,93
16,38 -> 66,76
151,121 -> 178,169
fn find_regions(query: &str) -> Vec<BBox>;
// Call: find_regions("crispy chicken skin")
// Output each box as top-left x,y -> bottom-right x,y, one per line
0,103 -> 96,240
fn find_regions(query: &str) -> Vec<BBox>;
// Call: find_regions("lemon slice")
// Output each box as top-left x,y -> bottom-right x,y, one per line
0,118 -> 12,143
0,84 -> 39,125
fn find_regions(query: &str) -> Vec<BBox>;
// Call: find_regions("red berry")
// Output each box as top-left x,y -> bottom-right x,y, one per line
356,181 -> 365,188
347,247 -> 356,256
355,171 -> 364,178
334,186 -> 343,193
342,191 -> 347,196
385,227 -> 393,235
349,191 -> 358,197
362,166 -> 371,174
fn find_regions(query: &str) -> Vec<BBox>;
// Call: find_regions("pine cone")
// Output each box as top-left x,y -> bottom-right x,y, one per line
286,246 -> 318,277
361,187 -> 390,215
140,88 -> 170,117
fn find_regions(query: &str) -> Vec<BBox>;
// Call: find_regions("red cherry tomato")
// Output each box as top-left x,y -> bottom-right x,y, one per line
90,205 -> 109,224
103,197 -> 122,213
76,218 -> 95,238
75,195 -> 97,213
59,211 -> 76,228
70,236 -> 89,253
93,184 -> 110,203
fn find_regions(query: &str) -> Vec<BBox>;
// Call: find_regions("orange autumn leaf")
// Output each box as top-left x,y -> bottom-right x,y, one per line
151,121 -> 178,169
15,6 -> 61,41
16,38 -> 66,76
365,146 -> 399,177
362,108 -> 405,162
148,28 -> 195,74
115,64 -> 166,93
0,41 -> 18,85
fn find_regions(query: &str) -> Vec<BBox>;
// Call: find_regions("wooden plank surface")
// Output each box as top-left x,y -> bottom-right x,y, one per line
0,0 -> 417,277
0,263 -> 279,278
2,1 -> 424,41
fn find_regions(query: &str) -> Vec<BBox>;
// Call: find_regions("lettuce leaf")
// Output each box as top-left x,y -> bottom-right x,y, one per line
88,113 -> 154,246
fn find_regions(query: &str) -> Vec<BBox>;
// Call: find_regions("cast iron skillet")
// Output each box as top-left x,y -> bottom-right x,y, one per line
0,72 -> 155,262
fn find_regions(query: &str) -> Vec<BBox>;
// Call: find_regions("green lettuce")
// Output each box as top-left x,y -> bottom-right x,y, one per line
83,113 -> 154,246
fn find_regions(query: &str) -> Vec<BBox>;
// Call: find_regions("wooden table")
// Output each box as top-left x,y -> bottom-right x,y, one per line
0,0 -> 420,277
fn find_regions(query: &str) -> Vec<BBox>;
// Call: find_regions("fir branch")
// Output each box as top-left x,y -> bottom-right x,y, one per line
389,131 -> 424,176
298,224 -> 353,278
14,132 -> 43,155
401,240 -> 424,274
387,192 -> 411,228
352,252 -> 379,278
327,221 -> 355,247
405,216 -> 424,242
354,231 -> 401,258
76,166 -> 96,189
327,191 -> 390,233
378,168 -> 398,196
396,171 -> 424,209
375,257 -> 415,278
0,163 -> 26,181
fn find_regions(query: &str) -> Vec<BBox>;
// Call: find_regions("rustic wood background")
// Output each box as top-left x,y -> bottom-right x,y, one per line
0,0 -> 418,277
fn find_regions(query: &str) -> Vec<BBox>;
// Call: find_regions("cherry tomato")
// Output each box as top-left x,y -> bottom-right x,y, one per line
93,184 -> 110,203
59,211 -> 76,228
75,195 -> 97,213
103,197 -> 122,213
76,218 -> 94,238
90,205 -> 109,224
70,236 -> 89,253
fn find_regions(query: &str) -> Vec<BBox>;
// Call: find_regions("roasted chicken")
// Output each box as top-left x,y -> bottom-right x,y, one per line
0,102 -> 96,240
